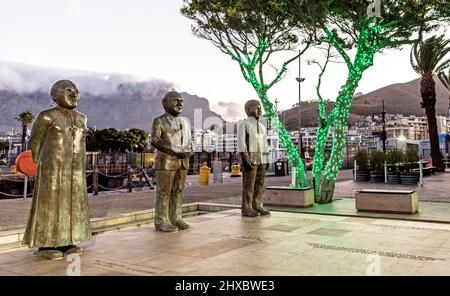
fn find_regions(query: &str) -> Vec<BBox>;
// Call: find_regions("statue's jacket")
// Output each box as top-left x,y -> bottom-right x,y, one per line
23,106 -> 91,247
238,117 -> 270,165
151,112 -> 192,171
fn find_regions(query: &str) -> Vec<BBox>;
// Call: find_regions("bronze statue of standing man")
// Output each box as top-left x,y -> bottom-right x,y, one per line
23,80 -> 91,260
238,100 -> 271,217
151,91 -> 194,232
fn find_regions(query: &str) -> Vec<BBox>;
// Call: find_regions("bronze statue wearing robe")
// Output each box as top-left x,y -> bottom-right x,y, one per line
23,80 -> 91,258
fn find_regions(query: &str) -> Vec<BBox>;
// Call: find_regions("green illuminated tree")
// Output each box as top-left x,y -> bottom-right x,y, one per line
411,35 -> 450,172
15,110 -> 35,152
181,0 -> 315,187
289,0 -> 450,203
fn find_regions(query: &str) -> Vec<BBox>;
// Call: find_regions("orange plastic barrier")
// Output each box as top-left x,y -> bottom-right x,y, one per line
15,150 -> 37,177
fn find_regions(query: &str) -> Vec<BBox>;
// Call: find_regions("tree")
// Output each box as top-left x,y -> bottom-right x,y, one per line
120,129 -> 149,152
15,110 -> 35,152
181,0 -> 315,187
86,126 -> 100,152
0,141 -> 9,153
438,67 -> 450,117
86,127 -> 149,154
289,0 -> 450,202
411,35 -> 450,172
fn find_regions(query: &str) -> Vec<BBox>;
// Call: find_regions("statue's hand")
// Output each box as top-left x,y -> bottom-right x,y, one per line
174,151 -> 193,159
242,159 -> 253,171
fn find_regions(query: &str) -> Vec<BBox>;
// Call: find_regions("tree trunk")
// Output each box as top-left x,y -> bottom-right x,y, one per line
21,124 -> 27,152
312,120 -> 330,201
421,77 -> 445,172
319,71 -> 363,203
319,178 -> 335,204
256,91 -> 307,187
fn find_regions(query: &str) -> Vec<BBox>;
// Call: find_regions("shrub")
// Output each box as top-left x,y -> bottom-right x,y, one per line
386,149 -> 404,165
369,151 -> 386,172
354,150 -> 369,171
405,148 -> 420,163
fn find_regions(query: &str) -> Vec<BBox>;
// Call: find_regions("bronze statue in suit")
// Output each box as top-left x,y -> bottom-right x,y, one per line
238,100 -> 271,217
151,91 -> 194,232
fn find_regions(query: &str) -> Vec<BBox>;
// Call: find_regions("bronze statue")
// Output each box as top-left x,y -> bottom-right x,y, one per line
23,80 -> 91,260
151,91 -> 194,232
238,100 -> 270,217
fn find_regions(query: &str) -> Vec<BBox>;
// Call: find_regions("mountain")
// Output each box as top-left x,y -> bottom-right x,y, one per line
0,88 -> 224,133
281,77 -> 449,130
0,62 -> 224,133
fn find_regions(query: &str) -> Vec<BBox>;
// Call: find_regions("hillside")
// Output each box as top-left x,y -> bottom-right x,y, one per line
281,77 -> 449,130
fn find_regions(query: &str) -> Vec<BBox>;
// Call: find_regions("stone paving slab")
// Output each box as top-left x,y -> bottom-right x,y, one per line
1,209 -> 450,276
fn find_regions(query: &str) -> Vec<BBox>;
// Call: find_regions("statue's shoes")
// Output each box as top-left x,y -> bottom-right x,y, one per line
36,249 -> 64,260
256,207 -> 271,216
155,223 -> 178,232
175,220 -> 191,230
59,245 -> 85,255
242,209 -> 258,217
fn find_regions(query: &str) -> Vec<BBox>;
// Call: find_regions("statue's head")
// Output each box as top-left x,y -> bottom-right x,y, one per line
244,100 -> 262,120
162,91 -> 183,116
51,80 -> 79,110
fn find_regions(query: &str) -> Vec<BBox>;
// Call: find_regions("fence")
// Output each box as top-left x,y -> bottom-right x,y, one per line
0,166 -> 156,199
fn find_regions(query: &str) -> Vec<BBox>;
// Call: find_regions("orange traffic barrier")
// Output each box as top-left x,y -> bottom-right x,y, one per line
15,150 -> 37,177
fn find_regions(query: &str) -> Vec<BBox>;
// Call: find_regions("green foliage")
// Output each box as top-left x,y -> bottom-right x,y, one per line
386,149 -> 404,164
438,67 -> 450,90
405,148 -> 420,163
411,35 -> 450,77
0,141 -> 9,151
287,0 -> 450,194
355,150 -> 369,171
86,127 -> 149,153
15,110 -> 35,126
369,151 -> 385,172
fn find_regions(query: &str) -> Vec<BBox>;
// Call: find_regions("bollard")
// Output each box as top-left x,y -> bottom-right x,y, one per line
354,160 -> 357,181
199,162 -> 210,185
419,161 -> 423,186
23,175 -> 28,200
127,165 -> 133,192
384,161 -> 388,184
93,168 -> 99,196
291,166 -> 297,187
212,160 -> 223,184
230,164 -> 241,177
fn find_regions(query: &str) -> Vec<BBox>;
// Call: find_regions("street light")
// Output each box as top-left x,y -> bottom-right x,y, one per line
397,135 -> 406,150
296,50 -> 306,159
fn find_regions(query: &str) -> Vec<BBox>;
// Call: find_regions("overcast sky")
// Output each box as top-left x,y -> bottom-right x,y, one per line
0,0 -> 448,121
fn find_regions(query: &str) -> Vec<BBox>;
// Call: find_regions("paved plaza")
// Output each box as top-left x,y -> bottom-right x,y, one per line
1,209 -> 450,276
0,169 -> 449,275
1,170 -> 449,230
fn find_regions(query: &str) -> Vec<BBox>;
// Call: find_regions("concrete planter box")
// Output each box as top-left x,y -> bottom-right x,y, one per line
263,186 -> 314,208
355,189 -> 419,214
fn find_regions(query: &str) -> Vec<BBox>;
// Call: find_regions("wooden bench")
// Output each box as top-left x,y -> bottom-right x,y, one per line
355,189 -> 419,214
412,166 -> 435,176
263,186 -> 314,208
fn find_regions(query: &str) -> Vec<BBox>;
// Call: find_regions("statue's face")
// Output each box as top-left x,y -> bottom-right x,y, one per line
164,96 -> 184,116
53,83 -> 80,110
246,102 -> 262,120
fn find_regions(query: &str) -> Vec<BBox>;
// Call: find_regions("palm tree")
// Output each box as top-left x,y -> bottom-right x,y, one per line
438,67 -> 450,117
411,35 -> 450,172
15,110 -> 35,152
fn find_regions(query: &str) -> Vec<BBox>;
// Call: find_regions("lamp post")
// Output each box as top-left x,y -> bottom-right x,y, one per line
7,136 -> 12,166
296,51 -> 306,160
